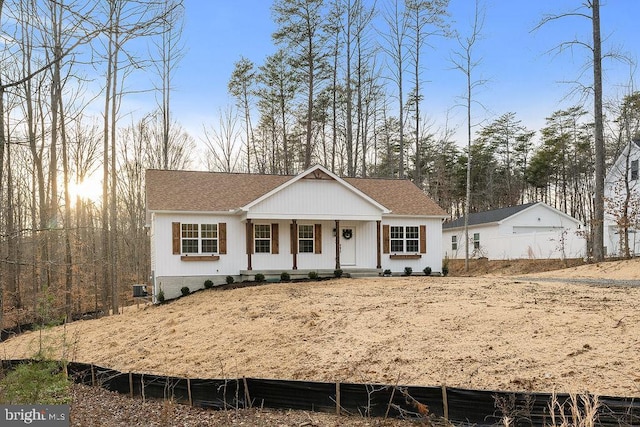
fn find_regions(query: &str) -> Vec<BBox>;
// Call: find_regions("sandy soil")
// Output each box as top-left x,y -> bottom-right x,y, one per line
2,259 -> 640,398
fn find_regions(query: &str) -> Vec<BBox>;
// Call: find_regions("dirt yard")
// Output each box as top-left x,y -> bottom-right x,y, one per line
2,258 -> 640,397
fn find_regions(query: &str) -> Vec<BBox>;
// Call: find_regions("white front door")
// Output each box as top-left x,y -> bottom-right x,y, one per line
340,227 -> 356,265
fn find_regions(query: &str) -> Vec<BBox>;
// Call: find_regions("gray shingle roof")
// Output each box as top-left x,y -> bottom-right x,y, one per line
442,203 -> 537,229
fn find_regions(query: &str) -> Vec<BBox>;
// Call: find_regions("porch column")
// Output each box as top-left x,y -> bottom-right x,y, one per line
291,219 -> 298,270
246,219 -> 253,271
376,220 -> 382,269
335,220 -> 341,270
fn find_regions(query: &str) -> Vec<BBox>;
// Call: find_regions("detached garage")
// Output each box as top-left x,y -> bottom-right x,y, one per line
443,202 -> 587,260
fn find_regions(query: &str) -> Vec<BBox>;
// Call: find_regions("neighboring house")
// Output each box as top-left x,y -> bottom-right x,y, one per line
146,164 -> 448,300
442,202 -> 586,260
604,139 -> 640,257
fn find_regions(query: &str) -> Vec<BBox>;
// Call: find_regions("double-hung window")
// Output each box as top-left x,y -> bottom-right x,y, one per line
254,224 -> 271,253
451,235 -> 458,251
298,225 -> 314,253
201,224 -> 218,253
473,232 -> 480,250
181,224 -> 199,253
405,226 -> 419,252
390,226 -> 404,252
631,160 -> 639,181
181,223 -> 218,254
390,226 -> 419,253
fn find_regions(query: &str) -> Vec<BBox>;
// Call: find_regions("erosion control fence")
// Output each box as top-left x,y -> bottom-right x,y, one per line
2,360 -> 639,426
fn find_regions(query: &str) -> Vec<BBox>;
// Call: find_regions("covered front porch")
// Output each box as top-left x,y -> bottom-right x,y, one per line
242,218 -> 383,273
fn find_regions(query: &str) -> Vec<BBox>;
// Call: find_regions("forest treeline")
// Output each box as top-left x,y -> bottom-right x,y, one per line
0,0 -> 637,327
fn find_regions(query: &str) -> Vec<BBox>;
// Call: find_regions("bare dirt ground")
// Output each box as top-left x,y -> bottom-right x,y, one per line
2,258 -> 640,401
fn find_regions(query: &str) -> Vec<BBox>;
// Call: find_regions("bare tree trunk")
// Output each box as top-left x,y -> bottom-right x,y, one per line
464,71 -> 471,272
592,0 -> 605,261
110,21 -> 121,315
6,121 -> 19,308
345,1 -> 354,176
58,88 -> 73,321
102,2 -> 114,314
451,0 -> 484,272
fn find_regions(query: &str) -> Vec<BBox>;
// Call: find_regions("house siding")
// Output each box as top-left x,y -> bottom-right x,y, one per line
248,179 -> 383,220
382,217 -> 442,274
604,141 -> 640,256
153,213 -> 243,299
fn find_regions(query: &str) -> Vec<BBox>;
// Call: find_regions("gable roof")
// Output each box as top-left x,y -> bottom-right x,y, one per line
443,203 -> 536,229
242,165 -> 390,214
146,167 -> 447,217
606,139 -> 640,183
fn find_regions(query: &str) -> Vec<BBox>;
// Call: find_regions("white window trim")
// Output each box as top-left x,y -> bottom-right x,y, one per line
254,224 -> 272,254
390,225 -> 420,253
181,223 -> 218,254
298,224 -> 315,254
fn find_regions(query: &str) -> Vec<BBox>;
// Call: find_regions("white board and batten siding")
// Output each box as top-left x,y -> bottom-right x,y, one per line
247,179 -> 383,221
383,216 -> 443,274
151,212 -> 244,300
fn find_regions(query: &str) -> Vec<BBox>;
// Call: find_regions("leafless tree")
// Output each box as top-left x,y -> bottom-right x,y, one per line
202,107 -> 243,173
450,0 -> 485,272
534,0 -> 607,260
151,0 -> 185,170
380,0 -> 409,178
406,0 -> 449,187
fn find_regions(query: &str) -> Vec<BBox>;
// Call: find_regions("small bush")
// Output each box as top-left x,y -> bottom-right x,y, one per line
280,272 -> 290,281
180,286 -> 190,296
442,255 -> 449,276
0,360 -> 71,404
423,266 -> 432,276
308,271 -> 319,280
204,279 -> 214,289
404,267 -> 413,276
157,290 -> 165,303
226,275 -> 235,284
254,273 -> 265,282
333,269 -> 343,278
383,269 -> 392,277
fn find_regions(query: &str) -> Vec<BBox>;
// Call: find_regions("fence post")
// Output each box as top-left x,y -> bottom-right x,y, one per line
187,378 -> 193,406
335,382 -> 341,415
243,377 -> 252,408
441,384 -> 449,422
129,372 -> 133,398
91,364 -> 95,386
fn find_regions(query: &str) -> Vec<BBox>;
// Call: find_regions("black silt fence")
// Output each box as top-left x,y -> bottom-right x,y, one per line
4,360 -> 640,426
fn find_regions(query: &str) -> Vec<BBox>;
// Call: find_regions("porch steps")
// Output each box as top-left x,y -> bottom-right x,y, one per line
239,268 -> 381,281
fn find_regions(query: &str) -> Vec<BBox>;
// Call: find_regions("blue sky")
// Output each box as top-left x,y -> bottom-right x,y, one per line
171,0 -> 639,148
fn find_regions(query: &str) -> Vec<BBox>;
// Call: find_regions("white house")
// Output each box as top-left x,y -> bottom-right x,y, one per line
604,139 -> 640,257
146,165 -> 448,300
442,202 -> 586,260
